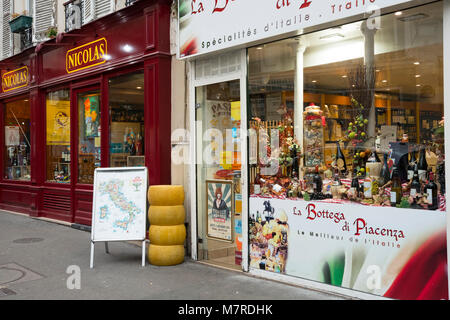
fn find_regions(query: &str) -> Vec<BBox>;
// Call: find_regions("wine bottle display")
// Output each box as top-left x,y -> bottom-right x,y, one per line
379,153 -> 391,186
390,166 -> 402,207
418,147 -> 428,182
335,142 -> 347,175
407,151 -> 416,181
410,164 -> 421,197
425,171 -> 438,210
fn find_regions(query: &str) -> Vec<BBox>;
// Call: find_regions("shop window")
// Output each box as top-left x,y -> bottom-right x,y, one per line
4,98 -> 31,181
108,71 -> 145,167
78,90 -> 101,184
248,1 -> 444,211
46,90 -> 71,183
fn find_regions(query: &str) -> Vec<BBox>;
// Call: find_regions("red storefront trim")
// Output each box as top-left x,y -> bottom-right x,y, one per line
0,0 -> 172,225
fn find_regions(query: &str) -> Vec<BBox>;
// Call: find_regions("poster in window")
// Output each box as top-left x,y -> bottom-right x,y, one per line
5,126 -> 20,146
206,180 -> 233,242
46,99 -> 70,145
82,94 -> 100,138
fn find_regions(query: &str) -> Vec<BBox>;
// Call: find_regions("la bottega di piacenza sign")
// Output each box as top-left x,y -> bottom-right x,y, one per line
178,0 -> 416,58
66,38 -> 107,74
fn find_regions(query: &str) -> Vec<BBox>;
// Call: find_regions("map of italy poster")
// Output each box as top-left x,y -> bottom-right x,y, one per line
92,168 -> 147,241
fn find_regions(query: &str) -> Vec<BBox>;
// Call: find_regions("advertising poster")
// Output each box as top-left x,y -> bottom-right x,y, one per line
249,196 -> 448,299
46,99 -> 70,145
206,180 -> 233,241
5,126 -> 20,146
82,94 -> 100,138
178,0 -> 416,58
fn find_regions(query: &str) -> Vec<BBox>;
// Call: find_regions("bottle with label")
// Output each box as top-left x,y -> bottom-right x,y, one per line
418,147 -> 428,182
351,172 -> 360,198
253,170 -> 261,195
390,166 -> 402,207
410,163 -> 421,199
366,149 -> 382,178
379,153 -> 391,187
425,171 -> 438,210
335,141 -> 347,176
331,170 -> 342,199
363,177 -> 372,199
313,165 -> 323,195
407,150 -> 417,181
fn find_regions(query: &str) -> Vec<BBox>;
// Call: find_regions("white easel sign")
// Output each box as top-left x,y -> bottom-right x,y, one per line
90,167 -> 148,268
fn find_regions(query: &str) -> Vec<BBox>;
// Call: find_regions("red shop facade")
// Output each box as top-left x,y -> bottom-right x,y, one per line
0,0 -> 172,226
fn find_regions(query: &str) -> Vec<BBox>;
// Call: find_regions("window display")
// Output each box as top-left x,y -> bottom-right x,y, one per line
108,71 -> 145,167
4,98 -> 31,181
248,2 -> 445,212
46,89 -> 71,183
78,90 -> 101,184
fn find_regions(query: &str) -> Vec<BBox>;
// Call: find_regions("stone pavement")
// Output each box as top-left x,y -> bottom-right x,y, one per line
0,210 -> 348,300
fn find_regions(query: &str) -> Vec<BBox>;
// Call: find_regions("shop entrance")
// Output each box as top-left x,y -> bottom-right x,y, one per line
195,79 -> 244,271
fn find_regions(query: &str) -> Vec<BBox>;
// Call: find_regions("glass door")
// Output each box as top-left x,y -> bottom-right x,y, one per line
195,79 -> 243,270
76,89 -> 101,185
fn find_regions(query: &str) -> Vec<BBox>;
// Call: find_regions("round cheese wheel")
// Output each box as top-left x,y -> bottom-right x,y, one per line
148,205 -> 185,226
148,185 -> 184,206
148,244 -> 185,266
149,224 -> 186,246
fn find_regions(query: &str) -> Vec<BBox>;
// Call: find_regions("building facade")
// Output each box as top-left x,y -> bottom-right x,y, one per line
0,0 -> 174,226
178,0 -> 450,299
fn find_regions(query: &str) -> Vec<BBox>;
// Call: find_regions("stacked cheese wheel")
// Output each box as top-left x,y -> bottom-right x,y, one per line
148,185 -> 186,266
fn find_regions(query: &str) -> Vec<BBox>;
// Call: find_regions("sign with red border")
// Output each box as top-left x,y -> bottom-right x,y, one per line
66,38 -> 108,74
1,66 -> 30,92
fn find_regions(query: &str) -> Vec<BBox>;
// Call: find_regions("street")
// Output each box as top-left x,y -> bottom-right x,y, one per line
0,211 -> 347,300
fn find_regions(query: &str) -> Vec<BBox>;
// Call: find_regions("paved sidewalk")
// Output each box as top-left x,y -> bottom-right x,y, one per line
0,211 -> 347,300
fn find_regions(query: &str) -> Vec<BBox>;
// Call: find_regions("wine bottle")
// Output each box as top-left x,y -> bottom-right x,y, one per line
351,172 -> 360,197
418,147 -> 428,182
379,153 -> 391,186
407,150 -> 416,181
390,166 -> 402,207
253,169 -> 261,195
425,171 -> 438,210
366,149 -> 382,178
313,165 -> 323,195
335,141 -> 347,176
410,164 -> 421,198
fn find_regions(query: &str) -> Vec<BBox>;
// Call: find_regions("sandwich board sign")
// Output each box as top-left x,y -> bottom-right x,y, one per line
90,167 -> 148,268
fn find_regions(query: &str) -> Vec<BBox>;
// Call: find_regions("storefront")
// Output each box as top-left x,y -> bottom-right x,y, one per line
0,0 -> 172,225
180,0 -> 450,299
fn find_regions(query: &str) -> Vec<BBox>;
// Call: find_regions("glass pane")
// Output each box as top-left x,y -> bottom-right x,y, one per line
109,71 -> 145,167
195,80 -> 242,269
248,1 -> 444,211
46,89 -> 71,183
4,98 -> 31,181
78,90 -> 101,184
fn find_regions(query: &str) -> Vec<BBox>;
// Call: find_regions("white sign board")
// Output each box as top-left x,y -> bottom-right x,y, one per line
90,167 -> 148,267
178,0 -> 418,58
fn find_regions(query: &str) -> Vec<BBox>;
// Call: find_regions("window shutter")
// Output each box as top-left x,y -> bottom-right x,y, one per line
34,0 -> 54,42
94,0 -> 113,19
1,0 -> 12,59
82,0 -> 94,24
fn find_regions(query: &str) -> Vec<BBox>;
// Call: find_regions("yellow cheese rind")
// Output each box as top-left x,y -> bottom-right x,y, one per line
148,244 -> 185,266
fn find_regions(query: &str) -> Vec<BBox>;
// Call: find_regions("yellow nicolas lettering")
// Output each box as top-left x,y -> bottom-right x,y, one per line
2,67 -> 29,92
66,38 -> 107,73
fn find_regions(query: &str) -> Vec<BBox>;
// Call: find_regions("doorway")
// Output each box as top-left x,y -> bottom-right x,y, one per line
195,79 -> 243,270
